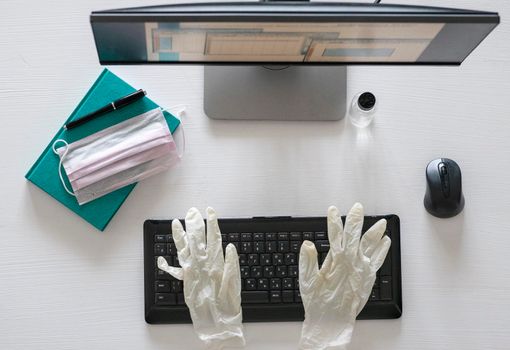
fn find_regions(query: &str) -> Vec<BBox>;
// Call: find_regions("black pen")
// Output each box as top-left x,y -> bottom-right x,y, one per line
64,89 -> 147,130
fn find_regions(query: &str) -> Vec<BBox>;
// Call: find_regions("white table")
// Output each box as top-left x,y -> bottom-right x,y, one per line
1,0 -> 510,349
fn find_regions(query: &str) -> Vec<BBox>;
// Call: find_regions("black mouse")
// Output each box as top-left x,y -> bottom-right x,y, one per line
424,158 -> 465,218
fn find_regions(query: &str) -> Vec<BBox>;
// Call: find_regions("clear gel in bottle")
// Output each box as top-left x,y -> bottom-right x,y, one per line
349,92 -> 377,128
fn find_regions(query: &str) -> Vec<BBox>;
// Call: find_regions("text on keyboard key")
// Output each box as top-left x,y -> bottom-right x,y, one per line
270,291 -> 282,303
156,293 -> 176,305
155,280 -> 170,292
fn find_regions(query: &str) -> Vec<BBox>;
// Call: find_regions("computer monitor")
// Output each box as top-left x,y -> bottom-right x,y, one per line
90,1 -> 499,120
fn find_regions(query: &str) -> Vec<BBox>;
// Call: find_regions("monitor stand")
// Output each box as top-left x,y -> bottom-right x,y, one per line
204,66 -> 347,121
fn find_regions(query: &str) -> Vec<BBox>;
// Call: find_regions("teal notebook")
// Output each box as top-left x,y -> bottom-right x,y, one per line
25,69 -> 180,231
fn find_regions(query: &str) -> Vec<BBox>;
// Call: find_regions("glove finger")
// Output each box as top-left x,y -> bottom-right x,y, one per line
172,219 -> 190,265
185,207 -> 207,259
299,241 -> 319,294
359,219 -> 387,258
319,250 -> 333,276
206,207 -> 225,270
327,206 -> 344,255
343,202 -> 364,256
218,244 -> 242,310
369,236 -> 392,272
157,256 -> 184,280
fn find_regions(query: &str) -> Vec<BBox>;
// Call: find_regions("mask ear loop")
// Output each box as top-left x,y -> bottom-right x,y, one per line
52,139 -> 76,197
160,106 -> 186,159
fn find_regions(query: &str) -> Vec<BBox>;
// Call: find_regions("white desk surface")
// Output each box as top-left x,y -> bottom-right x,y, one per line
1,0 -> 510,349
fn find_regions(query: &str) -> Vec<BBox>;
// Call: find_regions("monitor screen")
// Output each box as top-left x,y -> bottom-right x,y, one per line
91,2 -> 499,65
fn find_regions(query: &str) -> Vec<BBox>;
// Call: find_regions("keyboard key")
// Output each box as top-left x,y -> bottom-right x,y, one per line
156,268 -> 171,280
241,233 -> 252,241
270,278 -> 281,290
156,293 -> 176,305
258,278 -> 269,290
254,242 -> 265,253
170,280 -> 182,293
285,253 -> 297,265
177,293 -> 185,305
290,232 -> 302,241
231,241 -> 240,252
248,254 -> 259,266
370,289 -> 380,301
283,278 -> 293,289
303,232 -> 314,240
221,234 -> 227,242
241,266 -> 250,278
246,279 -> 257,291
266,241 -> 277,253
278,241 -> 290,253
283,290 -> 294,303
166,234 -> 174,242
228,233 -> 240,241
294,278 -> 299,289
251,266 -> 262,278
273,253 -> 284,265
270,291 -> 282,303
241,242 -> 252,253
167,243 -> 176,255
278,232 -> 289,240
380,276 -> 392,300
154,243 -> 166,255
242,291 -> 268,304
380,255 -> 392,276
155,280 -> 170,292
290,241 -> 301,253
266,233 -> 277,240
155,234 -> 166,243
294,290 -> 302,303
315,232 -> 327,240
260,254 -> 272,265
263,266 -> 275,278
288,265 -> 298,277
315,241 -> 330,252
276,266 -> 287,277
254,233 -> 264,240
239,254 -> 247,265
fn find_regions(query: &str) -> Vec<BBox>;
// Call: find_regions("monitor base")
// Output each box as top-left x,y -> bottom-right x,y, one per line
204,66 -> 347,121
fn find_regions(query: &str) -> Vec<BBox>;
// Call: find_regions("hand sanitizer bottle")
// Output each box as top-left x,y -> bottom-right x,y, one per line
349,92 -> 377,128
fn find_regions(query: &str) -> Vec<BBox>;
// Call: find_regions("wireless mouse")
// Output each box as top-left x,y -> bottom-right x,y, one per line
424,158 -> 465,218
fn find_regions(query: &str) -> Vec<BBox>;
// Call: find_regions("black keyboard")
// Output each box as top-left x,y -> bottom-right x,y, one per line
144,215 -> 402,324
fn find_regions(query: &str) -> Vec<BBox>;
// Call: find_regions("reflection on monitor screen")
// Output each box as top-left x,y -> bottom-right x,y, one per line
145,22 -> 445,63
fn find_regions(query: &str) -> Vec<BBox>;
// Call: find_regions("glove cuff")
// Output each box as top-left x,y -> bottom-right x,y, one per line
200,325 -> 245,350
299,322 -> 354,350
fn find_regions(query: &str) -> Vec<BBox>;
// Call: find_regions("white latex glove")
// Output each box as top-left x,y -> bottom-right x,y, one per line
157,207 -> 245,349
299,203 -> 391,350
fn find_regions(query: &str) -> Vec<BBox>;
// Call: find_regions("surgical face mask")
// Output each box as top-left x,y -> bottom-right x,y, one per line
53,108 -> 180,205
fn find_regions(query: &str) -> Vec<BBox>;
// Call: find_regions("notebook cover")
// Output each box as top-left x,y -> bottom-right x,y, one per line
25,69 -> 181,231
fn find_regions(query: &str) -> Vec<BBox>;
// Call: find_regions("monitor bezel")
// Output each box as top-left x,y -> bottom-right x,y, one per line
90,2 -> 500,66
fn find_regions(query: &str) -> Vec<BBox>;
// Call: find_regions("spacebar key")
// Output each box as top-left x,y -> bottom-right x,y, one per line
242,291 -> 269,303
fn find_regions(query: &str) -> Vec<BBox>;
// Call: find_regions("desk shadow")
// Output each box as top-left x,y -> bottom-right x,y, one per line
23,184 -> 138,262
146,323 -> 204,349
207,117 -> 347,141
147,321 -> 303,349
424,210 -> 466,264
350,318 -> 403,349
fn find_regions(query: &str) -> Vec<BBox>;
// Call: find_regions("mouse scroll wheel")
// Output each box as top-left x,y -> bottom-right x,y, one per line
439,163 -> 448,176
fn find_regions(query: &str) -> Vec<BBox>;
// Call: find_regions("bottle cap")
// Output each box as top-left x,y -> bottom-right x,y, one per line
357,92 -> 376,111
